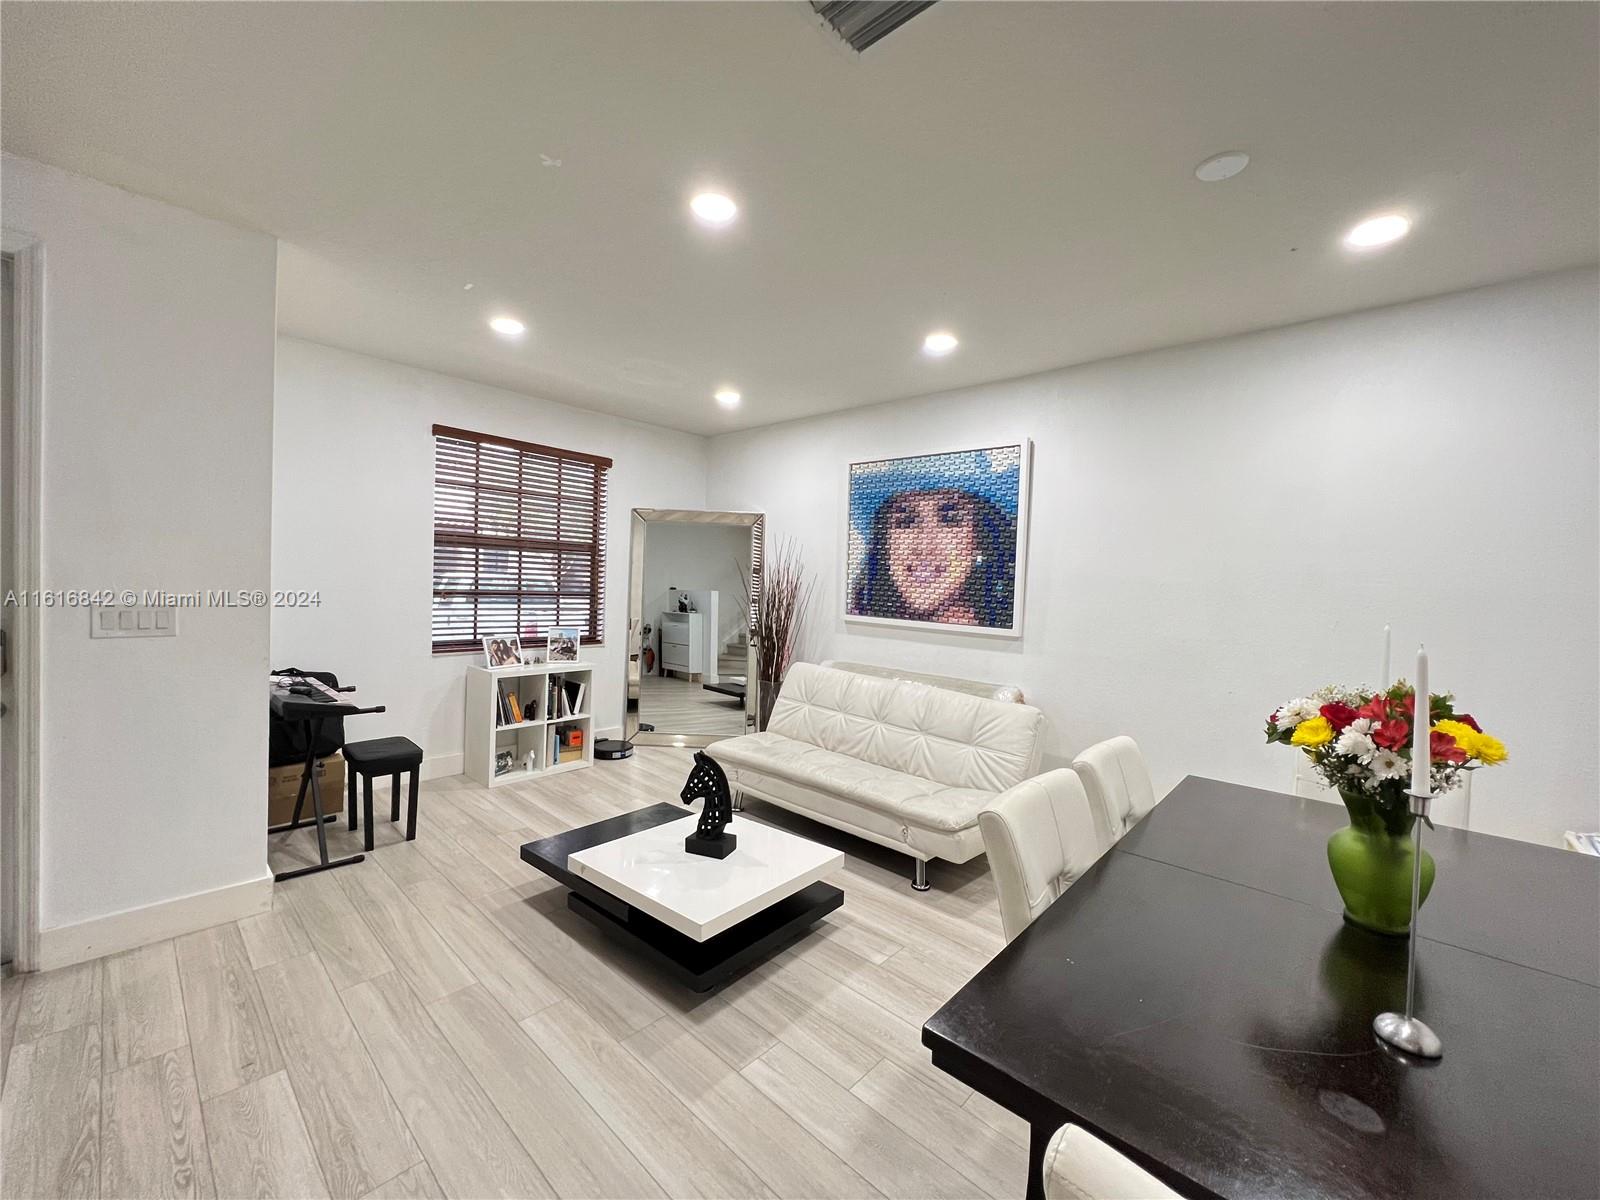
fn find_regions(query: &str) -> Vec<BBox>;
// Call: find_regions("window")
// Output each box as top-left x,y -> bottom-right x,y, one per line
431,424 -> 611,653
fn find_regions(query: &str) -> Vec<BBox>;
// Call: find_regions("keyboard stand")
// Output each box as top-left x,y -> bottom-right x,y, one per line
270,688 -> 385,882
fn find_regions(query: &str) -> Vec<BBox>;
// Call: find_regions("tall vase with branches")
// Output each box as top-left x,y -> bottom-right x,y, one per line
741,536 -> 814,731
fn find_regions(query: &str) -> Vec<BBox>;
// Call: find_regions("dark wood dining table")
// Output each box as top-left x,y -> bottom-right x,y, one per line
923,776 -> 1600,1200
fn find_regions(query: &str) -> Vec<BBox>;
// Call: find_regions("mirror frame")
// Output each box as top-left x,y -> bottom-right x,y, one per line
625,508 -> 764,748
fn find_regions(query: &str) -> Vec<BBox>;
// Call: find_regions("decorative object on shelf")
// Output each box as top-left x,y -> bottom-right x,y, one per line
680,751 -> 736,859
484,634 -> 522,667
845,441 -> 1031,636
547,627 -> 580,662
742,535 -> 813,732
521,648 -> 546,666
494,747 -> 515,777
1266,664 -> 1507,936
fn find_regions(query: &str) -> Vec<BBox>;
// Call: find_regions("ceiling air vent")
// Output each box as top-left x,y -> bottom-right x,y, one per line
811,1 -> 936,52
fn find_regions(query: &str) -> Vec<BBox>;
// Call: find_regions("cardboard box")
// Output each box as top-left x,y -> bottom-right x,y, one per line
268,755 -> 345,826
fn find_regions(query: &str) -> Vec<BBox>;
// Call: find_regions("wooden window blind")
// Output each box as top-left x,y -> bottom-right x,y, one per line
431,424 -> 612,654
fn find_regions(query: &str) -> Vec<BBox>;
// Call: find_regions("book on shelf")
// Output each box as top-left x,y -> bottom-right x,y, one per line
506,690 -> 523,724
561,678 -> 585,716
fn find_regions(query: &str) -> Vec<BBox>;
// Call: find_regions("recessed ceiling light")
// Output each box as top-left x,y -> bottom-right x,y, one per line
922,331 -> 959,357
488,316 -> 526,338
1194,151 -> 1250,183
690,192 -> 738,226
1344,213 -> 1412,250
462,282 -> 475,291
714,388 -> 742,409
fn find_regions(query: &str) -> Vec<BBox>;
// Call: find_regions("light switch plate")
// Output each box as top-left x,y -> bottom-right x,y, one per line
91,606 -> 178,638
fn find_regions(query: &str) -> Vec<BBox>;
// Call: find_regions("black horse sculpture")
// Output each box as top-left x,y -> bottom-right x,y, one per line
680,751 -> 737,859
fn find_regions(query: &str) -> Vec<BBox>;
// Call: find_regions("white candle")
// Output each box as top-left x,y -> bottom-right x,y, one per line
1380,625 -> 1391,688
1411,645 -> 1430,796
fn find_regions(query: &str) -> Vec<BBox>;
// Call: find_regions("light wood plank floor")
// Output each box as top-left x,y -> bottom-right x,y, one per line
2,748 -> 1038,1200
638,674 -> 747,737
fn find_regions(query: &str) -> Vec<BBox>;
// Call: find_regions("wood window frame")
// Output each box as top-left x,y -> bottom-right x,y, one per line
431,424 -> 612,655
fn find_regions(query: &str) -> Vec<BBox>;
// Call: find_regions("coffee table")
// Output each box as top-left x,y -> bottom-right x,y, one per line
520,803 -> 844,991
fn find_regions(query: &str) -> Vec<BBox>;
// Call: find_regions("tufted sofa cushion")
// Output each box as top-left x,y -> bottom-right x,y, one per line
765,662 -> 1043,792
707,732 -> 997,832
707,663 -> 1045,865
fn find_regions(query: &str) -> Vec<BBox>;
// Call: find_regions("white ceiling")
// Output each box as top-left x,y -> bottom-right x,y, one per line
4,2 -> 1596,435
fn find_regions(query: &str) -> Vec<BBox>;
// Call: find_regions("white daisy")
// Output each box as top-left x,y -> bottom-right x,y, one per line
1334,728 -> 1376,761
1368,748 -> 1407,780
1276,697 -> 1321,727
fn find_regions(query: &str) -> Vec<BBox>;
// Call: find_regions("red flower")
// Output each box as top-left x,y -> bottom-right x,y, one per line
1320,702 -> 1360,732
1372,718 -> 1410,750
1453,713 -> 1482,733
1431,728 -> 1468,764
1357,694 -> 1391,723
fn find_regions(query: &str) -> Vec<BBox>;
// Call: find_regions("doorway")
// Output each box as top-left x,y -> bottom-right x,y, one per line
2,250 -> 17,966
1,236 -> 40,974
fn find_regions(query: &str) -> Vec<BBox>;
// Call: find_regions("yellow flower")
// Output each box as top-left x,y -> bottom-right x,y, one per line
1432,719 -> 1509,765
1470,732 -> 1508,764
1290,716 -> 1333,747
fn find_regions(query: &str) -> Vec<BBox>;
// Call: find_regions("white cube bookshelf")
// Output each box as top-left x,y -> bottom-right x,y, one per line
465,662 -> 595,787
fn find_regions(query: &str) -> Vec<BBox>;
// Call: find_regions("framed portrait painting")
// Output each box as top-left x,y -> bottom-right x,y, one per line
844,441 -> 1030,637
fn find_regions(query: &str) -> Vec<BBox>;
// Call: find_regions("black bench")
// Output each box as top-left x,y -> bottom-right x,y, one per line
342,736 -> 424,851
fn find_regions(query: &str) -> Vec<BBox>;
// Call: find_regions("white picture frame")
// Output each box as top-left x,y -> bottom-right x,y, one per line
483,634 -> 523,668
547,627 -> 581,662
842,439 -> 1031,639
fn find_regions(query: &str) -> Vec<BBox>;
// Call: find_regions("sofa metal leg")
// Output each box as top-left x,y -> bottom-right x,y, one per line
731,790 -> 744,813
912,859 -> 931,891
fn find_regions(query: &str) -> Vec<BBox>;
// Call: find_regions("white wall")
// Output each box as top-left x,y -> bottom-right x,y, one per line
707,269 -> 1600,847
641,521 -> 752,653
2,154 -> 279,946
271,338 -> 708,775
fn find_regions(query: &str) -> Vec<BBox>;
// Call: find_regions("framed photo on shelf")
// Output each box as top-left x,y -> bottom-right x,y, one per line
483,634 -> 523,668
844,440 -> 1031,638
547,627 -> 581,662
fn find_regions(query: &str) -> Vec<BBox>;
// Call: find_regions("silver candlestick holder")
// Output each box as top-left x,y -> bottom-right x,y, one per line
1373,788 -> 1443,1059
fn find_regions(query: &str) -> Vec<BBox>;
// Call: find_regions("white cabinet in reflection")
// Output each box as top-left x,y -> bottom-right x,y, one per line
659,611 -> 704,679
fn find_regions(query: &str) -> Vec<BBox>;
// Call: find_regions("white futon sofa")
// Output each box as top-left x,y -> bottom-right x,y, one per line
706,662 -> 1045,890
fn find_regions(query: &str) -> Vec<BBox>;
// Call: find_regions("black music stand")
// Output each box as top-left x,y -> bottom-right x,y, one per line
269,682 -> 385,881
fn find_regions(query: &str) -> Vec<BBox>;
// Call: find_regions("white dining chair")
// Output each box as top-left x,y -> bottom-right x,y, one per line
978,768 -> 1103,944
978,769 -> 1180,1200
1073,736 -> 1158,846
1042,1125 -> 1180,1199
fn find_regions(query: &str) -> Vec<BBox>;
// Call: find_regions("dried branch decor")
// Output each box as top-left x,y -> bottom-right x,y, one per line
742,536 -> 814,731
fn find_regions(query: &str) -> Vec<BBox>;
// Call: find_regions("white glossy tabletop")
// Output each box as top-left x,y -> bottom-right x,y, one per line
566,814 -> 844,942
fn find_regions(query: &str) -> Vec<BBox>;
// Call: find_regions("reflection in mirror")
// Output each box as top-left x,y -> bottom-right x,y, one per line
626,509 -> 763,747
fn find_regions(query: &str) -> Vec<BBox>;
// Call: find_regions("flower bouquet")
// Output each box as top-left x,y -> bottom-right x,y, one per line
1266,684 -> 1506,934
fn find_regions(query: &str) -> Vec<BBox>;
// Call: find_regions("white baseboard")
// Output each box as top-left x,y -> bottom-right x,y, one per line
422,752 -> 462,781
35,873 -> 273,971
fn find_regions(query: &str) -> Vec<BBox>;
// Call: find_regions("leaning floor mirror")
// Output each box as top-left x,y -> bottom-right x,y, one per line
626,508 -> 764,747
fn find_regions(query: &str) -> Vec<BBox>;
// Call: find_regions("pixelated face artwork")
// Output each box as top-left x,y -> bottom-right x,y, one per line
847,444 -> 1026,632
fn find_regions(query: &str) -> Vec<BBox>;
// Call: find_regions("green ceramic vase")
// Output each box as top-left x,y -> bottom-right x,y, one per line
1327,787 -> 1435,936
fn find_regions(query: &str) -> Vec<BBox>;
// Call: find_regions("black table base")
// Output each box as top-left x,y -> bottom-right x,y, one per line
522,803 -> 843,992
567,882 -> 841,992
